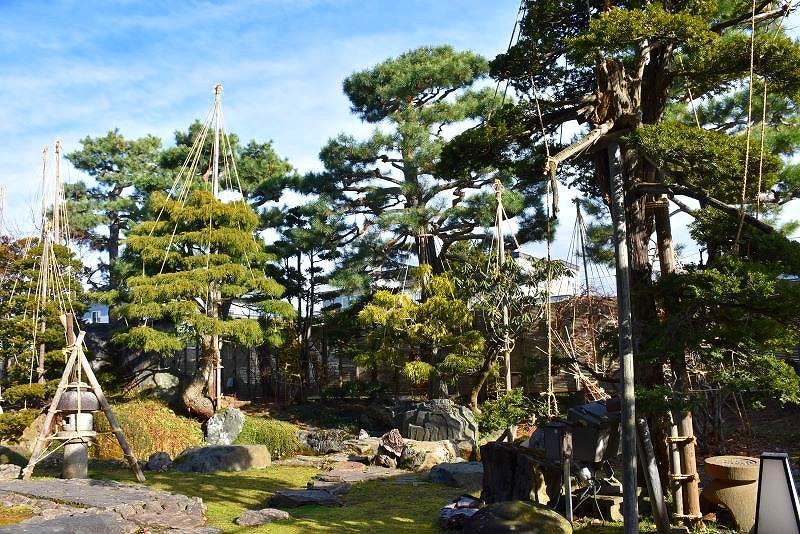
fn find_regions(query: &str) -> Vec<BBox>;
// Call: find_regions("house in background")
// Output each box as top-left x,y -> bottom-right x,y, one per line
82,303 -> 109,325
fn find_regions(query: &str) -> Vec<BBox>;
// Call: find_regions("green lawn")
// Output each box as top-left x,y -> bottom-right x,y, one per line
68,463 -> 665,533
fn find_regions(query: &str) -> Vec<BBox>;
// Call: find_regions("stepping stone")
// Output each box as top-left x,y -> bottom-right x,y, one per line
0,511 -> 138,533
331,460 -> 367,471
236,508 -> 291,526
266,489 -> 342,508
317,466 -> 404,483
307,480 -> 353,495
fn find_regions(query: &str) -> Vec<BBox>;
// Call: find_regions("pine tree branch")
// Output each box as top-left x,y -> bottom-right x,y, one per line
711,0 -> 790,32
545,120 -> 616,176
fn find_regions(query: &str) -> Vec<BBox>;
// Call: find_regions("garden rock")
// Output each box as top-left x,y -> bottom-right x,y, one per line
174,445 -> 270,472
146,452 -> 173,472
205,408 -> 245,445
372,429 -> 404,468
307,480 -> 353,495
0,465 -> 21,480
439,495 -> 483,530
266,489 -> 342,508
400,439 -> 459,472
429,462 -> 483,492
463,501 -> 572,534
236,508 -> 291,526
301,428 -> 351,454
401,399 -> 478,455
343,437 -> 380,457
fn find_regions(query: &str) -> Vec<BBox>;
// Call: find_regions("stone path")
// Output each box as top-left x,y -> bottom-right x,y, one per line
0,479 -> 215,533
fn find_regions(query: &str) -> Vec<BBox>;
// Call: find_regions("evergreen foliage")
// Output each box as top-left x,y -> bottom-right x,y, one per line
0,236 -> 86,387
116,190 -> 291,417
297,45 -> 506,283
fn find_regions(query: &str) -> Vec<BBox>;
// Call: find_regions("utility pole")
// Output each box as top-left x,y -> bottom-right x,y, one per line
608,144 -> 638,533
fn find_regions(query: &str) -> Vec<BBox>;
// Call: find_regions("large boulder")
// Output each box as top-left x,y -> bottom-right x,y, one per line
463,501 -> 572,534
205,408 -> 245,445
400,439 -> 459,471
400,399 -> 478,455
174,445 -> 270,473
429,461 -> 483,492
300,428 -> 352,455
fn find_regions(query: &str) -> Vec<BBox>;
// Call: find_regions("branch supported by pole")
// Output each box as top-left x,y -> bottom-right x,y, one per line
608,143 -> 639,533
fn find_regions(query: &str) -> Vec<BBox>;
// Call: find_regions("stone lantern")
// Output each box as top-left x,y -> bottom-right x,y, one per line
55,382 -> 100,479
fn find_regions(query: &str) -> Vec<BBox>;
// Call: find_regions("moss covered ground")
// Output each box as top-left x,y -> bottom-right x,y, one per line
73,463 -> 664,533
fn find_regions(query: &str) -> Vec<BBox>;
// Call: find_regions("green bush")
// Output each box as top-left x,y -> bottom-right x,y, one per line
92,399 -> 203,460
2,381 -> 58,409
477,388 -> 546,435
0,410 -> 38,443
234,415 -> 301,459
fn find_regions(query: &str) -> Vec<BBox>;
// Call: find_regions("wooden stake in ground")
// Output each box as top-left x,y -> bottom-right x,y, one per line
22,329 -> 145,483
654,194 -> 702,525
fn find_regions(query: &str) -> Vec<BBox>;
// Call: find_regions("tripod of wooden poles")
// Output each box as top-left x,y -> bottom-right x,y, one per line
21,313 -> 145,482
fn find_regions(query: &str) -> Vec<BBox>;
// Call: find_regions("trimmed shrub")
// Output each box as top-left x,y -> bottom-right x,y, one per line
234,416 -> 301,459
476,388 -> 547,435
2,381 -> 58,409
92,399 -> 202,460
0,410 -> 38,443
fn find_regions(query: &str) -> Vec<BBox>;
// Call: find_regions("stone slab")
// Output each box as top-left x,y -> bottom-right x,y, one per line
0,479 -> 207,530
0,511 -> 138,534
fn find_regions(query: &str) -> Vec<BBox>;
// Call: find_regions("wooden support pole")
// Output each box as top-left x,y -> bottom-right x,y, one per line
654,194 -> 702,525
637,417 -> 671,534
22,331 -> 85,480
608,143 -> 639,533
79,352 -> 146,483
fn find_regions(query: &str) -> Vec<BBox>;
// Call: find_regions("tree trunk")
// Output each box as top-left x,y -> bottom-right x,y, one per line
181,335 -> 215,419
428,347 -> 449,398
469,353 -> 499,413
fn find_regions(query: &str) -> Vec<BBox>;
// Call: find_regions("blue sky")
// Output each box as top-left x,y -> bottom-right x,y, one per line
0,0 -> 519,224
0,1 -> 796,275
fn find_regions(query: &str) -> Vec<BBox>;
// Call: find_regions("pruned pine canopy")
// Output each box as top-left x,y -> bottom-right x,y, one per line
114,190 -> 291,354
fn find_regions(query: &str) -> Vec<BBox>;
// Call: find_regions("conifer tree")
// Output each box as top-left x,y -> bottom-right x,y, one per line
299,46 -> 507,282
65,130 -> 165,288
115,190 -> 291,418
0,236 -> 86,386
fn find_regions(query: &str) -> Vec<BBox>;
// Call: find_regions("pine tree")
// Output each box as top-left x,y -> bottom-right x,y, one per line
298,46 -> 506,281
65,130 -> 165,288
0,236 -> 86,386
115,190 -> 291,418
